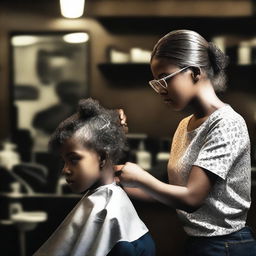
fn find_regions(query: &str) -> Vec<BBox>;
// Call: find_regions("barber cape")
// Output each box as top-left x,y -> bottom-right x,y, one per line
34,182 -> 148,256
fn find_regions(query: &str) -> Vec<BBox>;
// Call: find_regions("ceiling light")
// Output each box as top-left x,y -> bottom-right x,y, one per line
63,32 -> 89,44
11,36 -> 38,47
60,0 -> 85,19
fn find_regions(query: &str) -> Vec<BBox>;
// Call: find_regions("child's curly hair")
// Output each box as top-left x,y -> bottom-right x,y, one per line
49,98 -> 126,164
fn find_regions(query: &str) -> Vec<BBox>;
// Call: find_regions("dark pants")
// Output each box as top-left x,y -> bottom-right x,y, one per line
107,232 -> 156,256
184,226 -> 256,256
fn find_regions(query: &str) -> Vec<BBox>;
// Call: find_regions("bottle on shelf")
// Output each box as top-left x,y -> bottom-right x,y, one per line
238,41 -> 251,65
0,141 -> 21,170
126,133 -> 152,171
155,137 -> 170,166
135,139 -> 152,171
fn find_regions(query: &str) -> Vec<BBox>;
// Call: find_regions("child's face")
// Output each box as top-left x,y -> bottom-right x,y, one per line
60,136 -> 101,193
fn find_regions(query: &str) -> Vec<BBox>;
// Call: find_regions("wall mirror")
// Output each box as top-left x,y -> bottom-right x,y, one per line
10,32 -> 90,161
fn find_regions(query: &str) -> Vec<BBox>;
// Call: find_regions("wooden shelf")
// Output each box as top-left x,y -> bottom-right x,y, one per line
97,15 -> 256,91
98,62 -> 256,91
96,16 -> 256,37
98,63 -> 152,85
226,64 -> 256,91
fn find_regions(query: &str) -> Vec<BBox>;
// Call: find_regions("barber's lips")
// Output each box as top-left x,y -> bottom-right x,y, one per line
163,98 -> 172,103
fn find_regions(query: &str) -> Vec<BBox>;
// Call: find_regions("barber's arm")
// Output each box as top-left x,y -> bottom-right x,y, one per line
115,162 -> 217,213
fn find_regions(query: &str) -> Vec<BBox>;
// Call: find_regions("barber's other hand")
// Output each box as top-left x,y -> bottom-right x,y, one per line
117,108 -> 128,134
114,162 -> 146,188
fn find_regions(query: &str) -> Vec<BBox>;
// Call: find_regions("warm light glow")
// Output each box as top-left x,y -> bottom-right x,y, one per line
11,36 -> 38,46
63,32 -> 89,44
60,0 -> 85,19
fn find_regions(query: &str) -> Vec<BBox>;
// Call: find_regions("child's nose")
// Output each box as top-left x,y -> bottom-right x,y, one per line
62,164 -> 71,176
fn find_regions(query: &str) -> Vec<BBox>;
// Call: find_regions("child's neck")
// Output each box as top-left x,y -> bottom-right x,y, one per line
100,160 -> 115,186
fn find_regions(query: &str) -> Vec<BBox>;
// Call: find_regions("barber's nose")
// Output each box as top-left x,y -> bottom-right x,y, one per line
158,87 -> 168,95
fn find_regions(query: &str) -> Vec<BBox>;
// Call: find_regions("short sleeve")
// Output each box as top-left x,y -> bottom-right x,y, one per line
194,117 -> 248,180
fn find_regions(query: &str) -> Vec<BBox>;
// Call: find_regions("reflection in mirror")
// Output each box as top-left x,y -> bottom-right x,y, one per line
11,32 -> 89,152
9,32 -> 89,193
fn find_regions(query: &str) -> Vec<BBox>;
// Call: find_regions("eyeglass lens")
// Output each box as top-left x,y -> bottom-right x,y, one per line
150,80 -> 166,92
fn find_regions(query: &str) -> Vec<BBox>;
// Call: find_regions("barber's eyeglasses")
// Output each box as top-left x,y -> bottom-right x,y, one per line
149,66 -> 190,93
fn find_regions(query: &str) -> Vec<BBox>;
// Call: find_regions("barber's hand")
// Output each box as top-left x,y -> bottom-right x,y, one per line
114,162 -> 146,188
117,108 -> 128,134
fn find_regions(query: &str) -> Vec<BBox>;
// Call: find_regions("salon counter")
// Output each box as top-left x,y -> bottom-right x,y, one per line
0,193 -> 81,256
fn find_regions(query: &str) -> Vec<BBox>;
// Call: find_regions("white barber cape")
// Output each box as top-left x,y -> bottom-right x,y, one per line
34,182 -> 148,256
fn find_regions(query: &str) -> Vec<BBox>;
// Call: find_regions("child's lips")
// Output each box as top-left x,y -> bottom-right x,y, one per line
66,179 -> 74,184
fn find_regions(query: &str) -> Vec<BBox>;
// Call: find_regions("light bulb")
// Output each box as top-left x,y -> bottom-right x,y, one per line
11,36 -> 38,46
63,32 -> 89,44
60,0 -> 85,19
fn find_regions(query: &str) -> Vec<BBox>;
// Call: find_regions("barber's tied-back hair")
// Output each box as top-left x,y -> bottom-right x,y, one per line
151,29 -> 229,92
49,98 -> 126,164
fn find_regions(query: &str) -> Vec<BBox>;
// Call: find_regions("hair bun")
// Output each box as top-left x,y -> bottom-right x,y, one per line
208,42 -> 229,74
78,98 -> 102,119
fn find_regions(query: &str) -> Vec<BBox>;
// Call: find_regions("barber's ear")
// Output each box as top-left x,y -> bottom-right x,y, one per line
190,67 -> 201,83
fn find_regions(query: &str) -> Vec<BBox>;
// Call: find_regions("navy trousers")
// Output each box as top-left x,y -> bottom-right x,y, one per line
184,226 -> 256,256
107,232 -> 156,256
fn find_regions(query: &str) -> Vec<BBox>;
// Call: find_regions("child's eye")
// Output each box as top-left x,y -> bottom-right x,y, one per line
69,158 -> 80,165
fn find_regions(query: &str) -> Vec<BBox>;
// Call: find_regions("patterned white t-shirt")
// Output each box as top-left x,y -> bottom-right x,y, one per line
168,105 -> 251,237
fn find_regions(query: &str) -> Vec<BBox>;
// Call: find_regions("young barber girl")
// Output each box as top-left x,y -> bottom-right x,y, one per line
34,98 -> 155,256
116,30 -> 256,256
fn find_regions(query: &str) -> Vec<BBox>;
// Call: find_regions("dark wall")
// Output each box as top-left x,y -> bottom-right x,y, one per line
0,9 -> 183,140
0,2 -> 256,256
0,1 -> 255,147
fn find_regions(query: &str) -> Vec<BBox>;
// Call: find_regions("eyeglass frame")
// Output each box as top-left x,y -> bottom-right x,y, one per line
148,66 -> 191,93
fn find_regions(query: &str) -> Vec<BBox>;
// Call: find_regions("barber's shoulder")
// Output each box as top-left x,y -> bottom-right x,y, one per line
179,115 -> 192,126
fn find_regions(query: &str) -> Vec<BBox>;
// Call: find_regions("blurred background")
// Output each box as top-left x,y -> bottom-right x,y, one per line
1,0 -> 256,255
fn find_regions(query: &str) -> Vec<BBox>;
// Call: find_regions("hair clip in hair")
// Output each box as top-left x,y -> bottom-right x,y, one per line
99,118 -> 110,130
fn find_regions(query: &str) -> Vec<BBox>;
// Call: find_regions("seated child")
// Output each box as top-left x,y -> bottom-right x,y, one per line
33,98 -> 155,256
